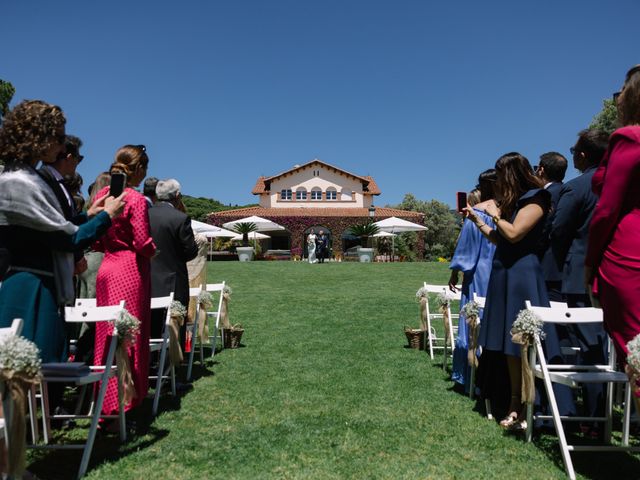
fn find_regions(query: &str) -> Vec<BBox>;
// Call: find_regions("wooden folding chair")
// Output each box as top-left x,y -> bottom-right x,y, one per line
422,283 -> 460,369
186,285 -> 203,382
524,304 -> 637,480
31,302 -> 126,479
149,293 -> 176,417
204,282 -> 226,358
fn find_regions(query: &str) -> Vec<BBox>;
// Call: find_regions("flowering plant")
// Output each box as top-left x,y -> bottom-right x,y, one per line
437,292 -> 450,309
170,300 -> 187,318
511,309 -> 545,341
415,287 -> 428,300
626,334 -> 640,375
197,290 -> 214,308
114,309 -> 140,346
0,335 -> 41,378
461,300 -> 480,320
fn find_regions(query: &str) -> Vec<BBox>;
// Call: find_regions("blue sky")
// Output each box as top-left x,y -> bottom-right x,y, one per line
3,1 -> 639,208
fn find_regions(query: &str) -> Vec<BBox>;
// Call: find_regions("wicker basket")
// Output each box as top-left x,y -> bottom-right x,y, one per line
404,328 -> 426,350
223,328 -> 244,349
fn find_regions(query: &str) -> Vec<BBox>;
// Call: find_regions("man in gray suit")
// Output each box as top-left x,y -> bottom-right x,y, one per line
551,128 -> 610,435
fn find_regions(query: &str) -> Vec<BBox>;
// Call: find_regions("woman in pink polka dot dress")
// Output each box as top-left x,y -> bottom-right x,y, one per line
93,145 -> 156,422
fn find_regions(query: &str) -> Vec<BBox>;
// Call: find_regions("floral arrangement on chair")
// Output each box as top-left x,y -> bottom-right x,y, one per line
626,334 -> 640,396
114,309 -> 140,404
169,301 -> 188,366
461,300 -> 481,367
0,335 -> 42,477
436,292 -> 450,309
510,309 -> 545,404
437,292 -> 452,346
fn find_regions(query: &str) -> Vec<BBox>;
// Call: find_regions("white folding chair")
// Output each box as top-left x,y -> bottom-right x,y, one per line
0,319 -> 24,453
186,285 -> 203,382
524,304 -> 637,480
31,302 -> 126,480
422,283 -> 460,368
149,293 -> 176,417
204,282 -> 226,358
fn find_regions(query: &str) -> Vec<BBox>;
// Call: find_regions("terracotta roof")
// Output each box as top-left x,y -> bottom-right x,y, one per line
251,176 -> 267,195
252,159 -> 380,196
208,206 -> 423,219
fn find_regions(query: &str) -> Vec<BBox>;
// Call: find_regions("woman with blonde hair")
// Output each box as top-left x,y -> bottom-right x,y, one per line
92,145 -> 156,428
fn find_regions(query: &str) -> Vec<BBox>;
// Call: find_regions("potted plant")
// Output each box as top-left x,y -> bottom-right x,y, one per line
232,222 -> 258,261
349,221 -> 379,262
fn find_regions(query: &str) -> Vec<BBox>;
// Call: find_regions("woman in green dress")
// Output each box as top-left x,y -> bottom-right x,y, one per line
0,100 -> 125,363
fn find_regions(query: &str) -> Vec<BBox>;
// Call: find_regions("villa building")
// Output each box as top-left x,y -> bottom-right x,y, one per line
208,159 -> 424,258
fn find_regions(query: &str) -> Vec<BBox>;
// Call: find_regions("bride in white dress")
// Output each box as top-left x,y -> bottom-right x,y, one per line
307,232 -> 317,263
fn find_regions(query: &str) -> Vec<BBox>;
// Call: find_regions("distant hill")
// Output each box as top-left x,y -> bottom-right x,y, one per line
182,195 -> 257,222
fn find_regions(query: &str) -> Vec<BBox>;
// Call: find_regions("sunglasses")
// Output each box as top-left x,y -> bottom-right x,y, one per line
76,154 -> 84,163
570,147 -> 577,155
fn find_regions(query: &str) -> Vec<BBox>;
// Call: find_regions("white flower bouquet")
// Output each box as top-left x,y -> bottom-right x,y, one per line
415,286 -> 428,300
510,309 -> 545,343
114,309 -> 140,346
170,300 -> 188,318
0,335 -> 41,379
197,290 -> 214,308
626,334 -> 640,378
223,284 -> 232,295
461,300 -> 480,322
437,292 -> 450,309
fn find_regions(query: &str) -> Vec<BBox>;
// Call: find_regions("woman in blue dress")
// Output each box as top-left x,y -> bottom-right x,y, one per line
465,153 -> 551,429
449,170 -> 498,392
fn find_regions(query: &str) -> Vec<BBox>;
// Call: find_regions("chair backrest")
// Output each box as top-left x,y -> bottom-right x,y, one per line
473,293 -> 486,308
64,301 -> 125,323
189,286 -> 202,298
422,283 -> 461,301
526,304 -> 604,325
0,318 -> 23,340
205,282 -> 225,294
151,293 -> 175,329
75,298 -> 97,308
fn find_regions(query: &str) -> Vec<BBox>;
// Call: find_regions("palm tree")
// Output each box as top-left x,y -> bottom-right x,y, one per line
349,221 -> 380,247
232,222 -> 258,247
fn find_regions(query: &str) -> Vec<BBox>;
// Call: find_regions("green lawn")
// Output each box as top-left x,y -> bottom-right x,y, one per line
27,262 -> 640,479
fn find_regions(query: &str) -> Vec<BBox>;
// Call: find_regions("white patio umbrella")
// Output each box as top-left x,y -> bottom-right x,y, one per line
373,217 -> 427,261
230,231 -> 270,241
191,220 -> 236,238
222,215 -> 285,232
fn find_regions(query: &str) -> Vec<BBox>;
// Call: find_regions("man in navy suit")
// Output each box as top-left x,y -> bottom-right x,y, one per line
536,152 -> 568,302
551,129 -> 610,434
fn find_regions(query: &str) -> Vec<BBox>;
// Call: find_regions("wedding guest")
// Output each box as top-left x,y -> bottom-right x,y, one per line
449,169 -> 497,393
467,188 -> 482,207
0,100 -> 125,364
551,128 -> 609,436
585,65 -> 640,385
149,179 -> 198,352
536,152 -> 568,302
466,152 -> 554,430
143,176 -> 159,206
93,145 -> 156,427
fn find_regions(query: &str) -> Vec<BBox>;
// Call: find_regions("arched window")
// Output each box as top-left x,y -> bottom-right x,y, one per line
281,189 -> 292,201
311,187 -> 322,200
340,187 -> 351,201
296,187 -> 307,200
326,187 -> 337,201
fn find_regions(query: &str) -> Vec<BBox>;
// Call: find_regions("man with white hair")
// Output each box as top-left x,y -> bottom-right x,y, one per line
149,179 -> 198,377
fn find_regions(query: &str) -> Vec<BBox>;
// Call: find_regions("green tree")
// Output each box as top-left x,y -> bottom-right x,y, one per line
392,194 -> 461,260
182,195 -> 256,222
349,221 -> 380,247
0,79 -> 15,118
589,98 -> 618,136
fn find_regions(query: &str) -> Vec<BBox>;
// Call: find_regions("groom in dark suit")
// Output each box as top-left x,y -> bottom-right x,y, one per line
149,179 -> 199,344
316,230 -> 328,263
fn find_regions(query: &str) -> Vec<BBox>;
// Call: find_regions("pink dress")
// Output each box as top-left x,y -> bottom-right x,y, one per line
586,126 -> 640,366
93,187 -> 156,415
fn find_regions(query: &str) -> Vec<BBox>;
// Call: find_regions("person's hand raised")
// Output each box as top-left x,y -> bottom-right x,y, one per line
89,192 -> 128,219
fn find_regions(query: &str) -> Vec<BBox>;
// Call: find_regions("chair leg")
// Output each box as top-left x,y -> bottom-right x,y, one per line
28,385 -> 39,443
40,382 -> 51,445
426,317 -> 434,360
605,379 -> 614,444
170,366 -> 176,397
152,342 -> 169,417
211,324 -> 218,358
485,398 -> 493,420
622,382 -> 632,446
469,363 -> 476,400
117,376 -> 126,443
186,321 -> 197,381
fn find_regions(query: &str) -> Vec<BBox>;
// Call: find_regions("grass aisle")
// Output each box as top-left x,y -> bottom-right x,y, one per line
32,262 -> 639,478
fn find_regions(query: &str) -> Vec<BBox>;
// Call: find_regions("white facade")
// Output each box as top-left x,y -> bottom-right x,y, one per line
257,162 -> 376,209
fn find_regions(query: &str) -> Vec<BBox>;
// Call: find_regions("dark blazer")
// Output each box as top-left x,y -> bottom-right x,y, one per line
148,202 -> 198,307
540,181 -> 563,282
38,166 -> 75,221
551,166 -> 598,294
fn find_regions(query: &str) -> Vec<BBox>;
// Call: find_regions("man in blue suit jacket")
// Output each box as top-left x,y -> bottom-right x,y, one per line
551,128 -> 610,434
537,152 -> 568,302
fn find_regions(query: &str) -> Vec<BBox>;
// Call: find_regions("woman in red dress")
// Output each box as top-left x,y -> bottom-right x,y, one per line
586,65 -> 640,380
93,145 -> 156,421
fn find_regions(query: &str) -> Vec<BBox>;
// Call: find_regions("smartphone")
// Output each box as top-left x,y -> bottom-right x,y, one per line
109,172 -> 127,197
456,191 -> 467,212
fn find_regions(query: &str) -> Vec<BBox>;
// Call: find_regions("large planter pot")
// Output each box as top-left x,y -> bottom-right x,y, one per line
236,246 -> 255,262
357,247 -> 374,263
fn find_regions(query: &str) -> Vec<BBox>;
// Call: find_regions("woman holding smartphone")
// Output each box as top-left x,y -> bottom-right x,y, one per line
464,153 -> 554,430
92,145 -> 156,429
